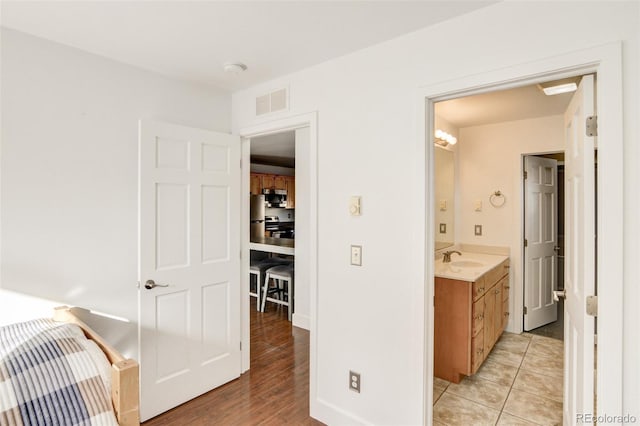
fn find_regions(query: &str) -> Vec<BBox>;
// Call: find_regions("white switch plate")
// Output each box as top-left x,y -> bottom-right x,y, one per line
439,199 -> 447,211
350,245 -> 362,266
474,200 -> 483,211
350,196 -> 361,216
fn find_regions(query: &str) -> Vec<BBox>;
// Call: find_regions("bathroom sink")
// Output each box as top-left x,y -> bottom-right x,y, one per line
449,260 -> 485,268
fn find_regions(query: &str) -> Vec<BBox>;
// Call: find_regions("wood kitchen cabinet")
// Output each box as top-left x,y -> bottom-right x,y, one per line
262,174 -> 275,190
285,176 -> 295,208
250,173 -> 262,195
249,172 -> 296,208
434,258 -> 510,383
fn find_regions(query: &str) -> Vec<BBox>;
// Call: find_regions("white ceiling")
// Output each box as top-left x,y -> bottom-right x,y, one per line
436,83 -> 575,129
1,1 -> 496,92
251,131 -> 295,158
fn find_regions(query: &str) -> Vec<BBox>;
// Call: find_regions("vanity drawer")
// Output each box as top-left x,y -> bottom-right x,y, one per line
484,258 -> 510,288
472,276 -> 486,302
471,331 -> 485,373
472,298 -> 485,337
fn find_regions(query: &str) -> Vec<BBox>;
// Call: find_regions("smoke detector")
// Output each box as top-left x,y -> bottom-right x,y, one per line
223,62 -> 247,74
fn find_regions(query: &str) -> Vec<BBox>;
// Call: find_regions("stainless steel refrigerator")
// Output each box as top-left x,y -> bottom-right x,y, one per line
250,195 -> 265,240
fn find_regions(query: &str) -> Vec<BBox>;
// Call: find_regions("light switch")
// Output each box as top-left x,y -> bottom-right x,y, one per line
474,225 -> 483,236
350,196 -> 361,216
474,200 -> 483,211
439,200 -> 447,211
439,223 -> 447,234
350,245 -> 362,266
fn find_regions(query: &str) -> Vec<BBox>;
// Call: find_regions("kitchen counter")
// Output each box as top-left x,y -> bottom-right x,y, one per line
434,251 -> 508,281
249,237 -> 295,256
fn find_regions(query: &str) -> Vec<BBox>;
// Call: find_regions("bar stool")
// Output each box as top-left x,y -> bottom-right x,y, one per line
261,264 -> 294,321
249,257 -> 284,311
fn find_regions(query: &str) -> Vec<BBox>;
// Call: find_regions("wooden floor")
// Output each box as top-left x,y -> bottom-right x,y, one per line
143,298 -> 323,425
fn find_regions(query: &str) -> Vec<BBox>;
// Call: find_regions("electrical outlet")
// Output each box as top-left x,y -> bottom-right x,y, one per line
439,223 -> 446,234
349,371 -> 361,393
475,225 -> 483,236
350,245 -> 362,266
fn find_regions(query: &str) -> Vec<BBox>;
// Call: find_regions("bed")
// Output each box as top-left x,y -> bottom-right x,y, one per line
0,306 -> 139,426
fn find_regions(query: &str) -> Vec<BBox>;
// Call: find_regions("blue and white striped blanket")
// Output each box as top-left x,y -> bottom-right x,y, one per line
0,319 -> 118,426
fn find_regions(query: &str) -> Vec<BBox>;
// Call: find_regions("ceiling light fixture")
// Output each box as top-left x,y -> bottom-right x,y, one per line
538,77 -> 581,96
223,62 -> 247,74
435,129 -> 457,146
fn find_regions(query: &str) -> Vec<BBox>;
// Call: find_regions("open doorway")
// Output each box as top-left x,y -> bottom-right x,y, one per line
523,152 -> 565,340
430,74 -> 592,424
248,130 -> 296,321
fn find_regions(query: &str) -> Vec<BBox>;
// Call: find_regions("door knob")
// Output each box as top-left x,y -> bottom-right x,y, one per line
145,279 -> 169,290
553,290 -> 566,301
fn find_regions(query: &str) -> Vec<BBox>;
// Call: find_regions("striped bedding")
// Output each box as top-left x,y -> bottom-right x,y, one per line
0,319 -> 118,426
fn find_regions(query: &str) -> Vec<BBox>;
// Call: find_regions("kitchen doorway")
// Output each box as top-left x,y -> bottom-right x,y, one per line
239,113 -> 318,416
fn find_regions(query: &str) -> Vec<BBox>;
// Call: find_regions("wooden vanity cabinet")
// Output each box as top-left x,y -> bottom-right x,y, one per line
434,258 -> 510,383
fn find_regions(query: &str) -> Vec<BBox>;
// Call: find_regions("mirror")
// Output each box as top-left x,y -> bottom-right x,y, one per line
434,146 -> 455,250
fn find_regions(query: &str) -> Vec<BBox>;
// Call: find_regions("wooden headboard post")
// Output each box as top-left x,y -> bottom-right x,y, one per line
53,306 -> 140,426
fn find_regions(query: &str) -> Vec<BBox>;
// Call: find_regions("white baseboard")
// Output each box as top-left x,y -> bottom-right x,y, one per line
312,397 -> 370,425
292,312 -> 310,330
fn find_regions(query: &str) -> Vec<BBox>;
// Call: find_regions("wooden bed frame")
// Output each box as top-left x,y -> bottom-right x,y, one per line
53,306 -> 140,426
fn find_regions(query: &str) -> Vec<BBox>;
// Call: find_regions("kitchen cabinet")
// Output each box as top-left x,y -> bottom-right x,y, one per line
262,174 -> 275,190
249,172 -> 296,208
434,258 -> 510,383
250,174 -> 262,195
285,176 -> 295,208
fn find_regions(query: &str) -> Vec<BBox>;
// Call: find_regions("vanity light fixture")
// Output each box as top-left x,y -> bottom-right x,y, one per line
435,129 -> 457,146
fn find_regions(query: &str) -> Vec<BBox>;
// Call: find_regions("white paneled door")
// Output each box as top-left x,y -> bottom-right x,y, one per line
524,155 -> 558,331
138,120 -> 241,421
563,75 -> 595,425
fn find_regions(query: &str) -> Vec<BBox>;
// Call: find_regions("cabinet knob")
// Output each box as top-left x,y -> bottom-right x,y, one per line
495,289 -> 500,294
504,285 -> 510,289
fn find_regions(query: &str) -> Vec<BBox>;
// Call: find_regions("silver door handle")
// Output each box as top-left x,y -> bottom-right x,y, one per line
145,279 -> 169,290
554,246 -> 560,253
553,290 -> 566,301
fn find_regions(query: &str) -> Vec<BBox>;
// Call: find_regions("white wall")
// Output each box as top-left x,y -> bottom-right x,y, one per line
0,28 -> 231,357
232,2 -> 639,424
457,115 -> 565,332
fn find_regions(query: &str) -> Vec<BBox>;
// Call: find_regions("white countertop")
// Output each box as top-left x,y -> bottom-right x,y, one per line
249,237 -> 295,256
434,251 -> 508,281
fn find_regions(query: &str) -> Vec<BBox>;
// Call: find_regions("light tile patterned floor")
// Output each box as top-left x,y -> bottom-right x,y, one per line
433,332 -> 564,426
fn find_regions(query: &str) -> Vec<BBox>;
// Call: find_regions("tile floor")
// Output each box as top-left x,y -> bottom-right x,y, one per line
433,332 -> 564,425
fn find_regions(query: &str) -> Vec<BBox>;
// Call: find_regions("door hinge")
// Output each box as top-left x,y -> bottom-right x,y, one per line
524,306 -> 528,315
240,341 -> 242,351
240,158 -> 242,168
524,239 -> 528,247
586,115 -> 598,137
586,295 -> 598,317
523,170 -> 528,179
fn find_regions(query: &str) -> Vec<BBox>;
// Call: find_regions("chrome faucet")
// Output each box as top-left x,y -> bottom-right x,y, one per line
442,250 -> 462,263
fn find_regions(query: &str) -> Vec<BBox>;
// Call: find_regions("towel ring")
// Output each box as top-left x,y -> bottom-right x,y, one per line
489,190 -> 506,207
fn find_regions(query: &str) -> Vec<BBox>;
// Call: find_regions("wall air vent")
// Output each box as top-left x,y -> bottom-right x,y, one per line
255,87 -> 288,116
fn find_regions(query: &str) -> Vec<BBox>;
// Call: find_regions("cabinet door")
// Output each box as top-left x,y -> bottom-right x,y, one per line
492,284 -> 503,346
262,174 -> 275,190
250,173 -> 262,195
483,292 -> 495,355
286,176 -> 295,208
274,176 -> 287,190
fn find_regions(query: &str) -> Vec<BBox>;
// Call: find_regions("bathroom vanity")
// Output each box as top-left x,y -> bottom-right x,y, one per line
434,252 -> 510,383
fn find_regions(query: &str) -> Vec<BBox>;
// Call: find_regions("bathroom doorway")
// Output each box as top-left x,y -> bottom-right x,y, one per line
523,153 -> 565,339
430,72 -> 599,423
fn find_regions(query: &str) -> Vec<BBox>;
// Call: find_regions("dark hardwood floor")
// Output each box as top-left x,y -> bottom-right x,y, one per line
143,298 -> 323,425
